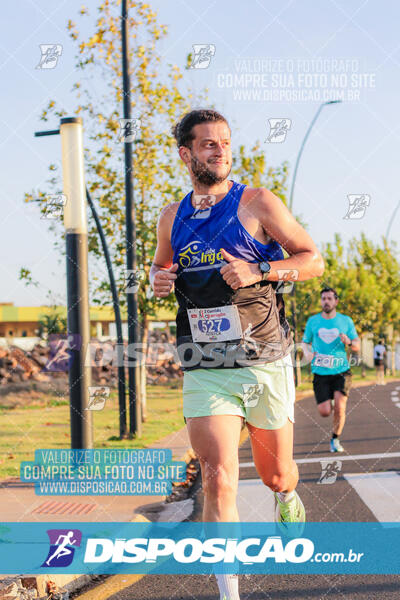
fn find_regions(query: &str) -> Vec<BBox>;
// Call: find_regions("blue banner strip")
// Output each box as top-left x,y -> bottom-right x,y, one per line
0,522 -> 399,574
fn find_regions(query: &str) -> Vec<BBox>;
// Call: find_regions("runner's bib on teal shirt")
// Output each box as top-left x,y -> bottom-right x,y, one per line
302,312 -> 358,375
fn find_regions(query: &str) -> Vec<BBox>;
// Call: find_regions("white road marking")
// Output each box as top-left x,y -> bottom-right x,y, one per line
344,472 -> 400,525
239,451 -> 400,468
236,479 -> 275,522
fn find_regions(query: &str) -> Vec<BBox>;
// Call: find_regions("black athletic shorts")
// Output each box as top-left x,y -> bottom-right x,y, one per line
374,358 -> 384,367
312,370 -> 352,405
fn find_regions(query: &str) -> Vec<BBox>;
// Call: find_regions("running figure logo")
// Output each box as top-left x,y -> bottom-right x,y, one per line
44,334 -> 81,373
265,119 -> 291,143
343,194 -> 370,219
36,44 -> 63,69
41,194 -> 67,220
86,386 -> 110,411
118,118 -> 141,143
42,529 -> 82,567
318,460 -> 342,484
125,269 -> 145,294
242,383 -> 264,407
189,44 -> 216,69
275,269 -> 299,294
191,195 -> 216,219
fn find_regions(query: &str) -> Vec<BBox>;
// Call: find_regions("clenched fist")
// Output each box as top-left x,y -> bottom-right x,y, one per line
219,248 -> 262,290
152,263 -> 179,297
339,333 -> 351,346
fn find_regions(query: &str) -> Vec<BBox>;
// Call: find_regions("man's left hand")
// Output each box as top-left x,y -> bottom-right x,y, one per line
340,333 -> 351,346
220,248 -> 262,290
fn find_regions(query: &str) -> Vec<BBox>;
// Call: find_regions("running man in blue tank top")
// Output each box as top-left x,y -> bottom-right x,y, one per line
150,110 -> 324,600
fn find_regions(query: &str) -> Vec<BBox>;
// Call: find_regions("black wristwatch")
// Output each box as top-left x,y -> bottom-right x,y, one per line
258,261 -> 271,281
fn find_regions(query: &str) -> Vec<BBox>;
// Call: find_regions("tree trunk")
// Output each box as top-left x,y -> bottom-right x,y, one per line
391,331 -> 396,376
360,333 -> 366,377
290,292 -> 301,387
141,315 -> 149,422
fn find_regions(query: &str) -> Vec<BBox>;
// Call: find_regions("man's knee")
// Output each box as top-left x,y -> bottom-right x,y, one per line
260,466 -> 296,492
318,403 -> 331,417
200,460 -> 237,498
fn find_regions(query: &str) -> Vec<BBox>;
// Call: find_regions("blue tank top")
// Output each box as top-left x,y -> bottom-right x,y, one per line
170,180 -> 291,370
171,180 -> 284,273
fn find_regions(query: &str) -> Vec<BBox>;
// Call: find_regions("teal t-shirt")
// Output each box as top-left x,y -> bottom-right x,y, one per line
302,312 -> 358,375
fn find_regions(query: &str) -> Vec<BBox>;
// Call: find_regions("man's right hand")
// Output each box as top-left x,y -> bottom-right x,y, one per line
152,264 -> 179,297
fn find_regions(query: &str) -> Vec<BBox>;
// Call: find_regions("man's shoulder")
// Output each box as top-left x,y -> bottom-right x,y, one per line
336,312 -> 354,323
158,202 -> 182,242
242,185 -> 274,204
241,186 -> 286,225
159,201 -> 181,223
307,313 -> 321,324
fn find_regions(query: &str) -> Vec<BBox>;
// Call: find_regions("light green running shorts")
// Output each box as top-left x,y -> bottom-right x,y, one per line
182,353 -> 295,430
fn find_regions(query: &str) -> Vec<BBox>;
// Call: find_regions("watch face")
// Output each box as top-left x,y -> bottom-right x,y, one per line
260,261 -> 271,273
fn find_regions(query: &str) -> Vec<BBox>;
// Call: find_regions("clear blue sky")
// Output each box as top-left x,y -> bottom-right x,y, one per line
1,0 -> 399,306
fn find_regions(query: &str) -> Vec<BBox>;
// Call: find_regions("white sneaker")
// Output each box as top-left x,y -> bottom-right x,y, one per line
330,438 -> 344,453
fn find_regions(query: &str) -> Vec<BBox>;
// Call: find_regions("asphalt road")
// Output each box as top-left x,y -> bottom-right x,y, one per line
81,380 -> 400,600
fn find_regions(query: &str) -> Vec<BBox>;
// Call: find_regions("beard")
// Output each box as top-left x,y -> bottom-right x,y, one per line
190,155 -> 231,186
323,304 -> 334,313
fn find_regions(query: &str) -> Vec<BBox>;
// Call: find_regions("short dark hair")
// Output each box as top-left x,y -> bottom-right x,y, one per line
321,287 -> 338,299
172,109 -> 230,148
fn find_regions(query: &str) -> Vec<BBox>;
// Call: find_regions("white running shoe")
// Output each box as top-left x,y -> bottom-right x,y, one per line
330,438 -> 344,452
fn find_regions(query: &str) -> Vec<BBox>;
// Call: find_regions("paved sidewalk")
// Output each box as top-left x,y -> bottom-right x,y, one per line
0,425 -> 192,523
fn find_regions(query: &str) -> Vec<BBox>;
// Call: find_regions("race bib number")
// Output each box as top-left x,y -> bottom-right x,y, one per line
187,306 -> 243,342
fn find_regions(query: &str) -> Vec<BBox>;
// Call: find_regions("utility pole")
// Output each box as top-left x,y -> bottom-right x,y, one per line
121,0 -> 141,436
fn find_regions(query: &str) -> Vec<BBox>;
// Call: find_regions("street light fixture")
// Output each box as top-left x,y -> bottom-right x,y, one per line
60,117 -> 93,449
289,100 -> 342,212
385,199 -> 400,240
34,120 -> 128,442
289,100 -> 342,386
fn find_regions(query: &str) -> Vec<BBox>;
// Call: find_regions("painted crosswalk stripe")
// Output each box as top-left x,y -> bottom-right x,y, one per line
344,472 -> 400,526
239,451 -> 400,468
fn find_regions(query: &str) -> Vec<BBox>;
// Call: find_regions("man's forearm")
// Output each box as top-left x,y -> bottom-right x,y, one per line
350,339 -> 361,352
266,251 -> 324,281
301,342 -> 315,364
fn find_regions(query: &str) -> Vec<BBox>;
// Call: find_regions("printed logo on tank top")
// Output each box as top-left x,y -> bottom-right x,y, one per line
177,240 -> 224,270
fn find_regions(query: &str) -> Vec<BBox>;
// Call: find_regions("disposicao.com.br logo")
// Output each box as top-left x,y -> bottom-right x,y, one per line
82,535 -> 347,565
36,528 -> 366,574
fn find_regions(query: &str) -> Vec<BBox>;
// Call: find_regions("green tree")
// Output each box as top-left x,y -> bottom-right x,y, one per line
24,1 -> 193,420
294,233 -> 400,376
22,1 -> 300,417
38,309 -> 68,338
232,143 -> 289,202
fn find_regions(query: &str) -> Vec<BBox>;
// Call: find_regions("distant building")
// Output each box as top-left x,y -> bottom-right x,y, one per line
0,302 -> 175,349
